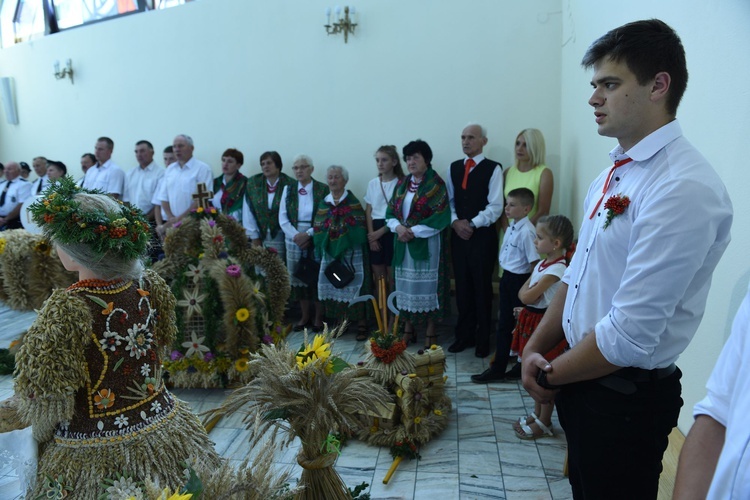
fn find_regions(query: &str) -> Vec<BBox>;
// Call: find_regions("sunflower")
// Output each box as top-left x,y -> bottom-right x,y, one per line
295,334 -> 331,371
157,489 -> 193,500
234,358 -> 249,372
34,240 -> 51,255
235,307 -> 250,323
177,287 -> 206,319
0,238 -> 5,255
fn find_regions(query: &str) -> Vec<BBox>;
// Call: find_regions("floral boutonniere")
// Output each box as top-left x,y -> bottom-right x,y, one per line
603,194 -> 630,230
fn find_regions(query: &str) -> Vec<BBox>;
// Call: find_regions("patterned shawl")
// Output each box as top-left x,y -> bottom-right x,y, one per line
313,191 -> 367,259
285,179 -> 329,227
245,173 -> 292,238
213,173 -> 247,215
386,167 -> 450,266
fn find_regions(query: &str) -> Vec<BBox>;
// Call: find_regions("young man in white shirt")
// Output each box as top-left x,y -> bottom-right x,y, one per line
84,137 -> 125,199
521,19 -> 732,499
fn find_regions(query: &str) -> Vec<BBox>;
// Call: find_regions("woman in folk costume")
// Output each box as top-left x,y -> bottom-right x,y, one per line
4,177 -> 221,498
386,139 -> 451,348
211,147 -> 247,222
313,165 -> 371,339
242,150 -> 292,261
279,154 -> 329,333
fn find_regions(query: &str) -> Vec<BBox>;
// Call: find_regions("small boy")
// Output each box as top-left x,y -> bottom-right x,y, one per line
472,187 -> 539,382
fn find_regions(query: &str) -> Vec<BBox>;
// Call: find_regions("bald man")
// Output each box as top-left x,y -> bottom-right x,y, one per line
0,162 -> 32,230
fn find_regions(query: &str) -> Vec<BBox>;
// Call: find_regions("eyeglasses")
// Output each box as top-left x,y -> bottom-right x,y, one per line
292,165 -> 311,171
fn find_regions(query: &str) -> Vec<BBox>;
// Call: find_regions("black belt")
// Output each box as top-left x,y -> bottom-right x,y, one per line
595,363 -> 677,395
524,305 -> 546,314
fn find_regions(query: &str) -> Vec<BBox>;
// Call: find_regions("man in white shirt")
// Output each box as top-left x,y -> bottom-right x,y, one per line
29,156 -> 50,197
445,123 -> 504,357
122,140 -> 163,221
521,20 -> 732,499
674,282 -> 750,499
78,153 -> 96,187
0,162 -> 32,230
155,134 -> 212,238
84,137 -> 125,198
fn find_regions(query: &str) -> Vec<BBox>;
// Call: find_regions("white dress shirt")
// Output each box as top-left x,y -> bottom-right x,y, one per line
84,160 -> 125,196
156,158 -> 213,218
279,183 -> 315,238
693,282 -> 750,499
123,162 -> 164,214
30,175 -> 50,196
498,216 -> 539,273
445,154 -> 504,227
562,120 -> 732,369
0,178 -> 31,216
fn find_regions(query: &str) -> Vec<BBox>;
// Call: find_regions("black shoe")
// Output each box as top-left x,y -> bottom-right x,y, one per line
293,321 -> 310,332
448,338 -> 476,353
471,368 -> 506,384
504,363 -> 522,380
311,323 -> 324,333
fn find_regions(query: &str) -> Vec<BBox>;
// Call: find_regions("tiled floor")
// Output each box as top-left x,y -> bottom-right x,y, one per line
0,302 -> 571,499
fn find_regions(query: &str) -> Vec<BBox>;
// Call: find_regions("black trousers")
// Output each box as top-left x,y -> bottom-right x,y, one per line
489,269 -> 529,372
450,226 -> 498,349
555,368 -> 683,499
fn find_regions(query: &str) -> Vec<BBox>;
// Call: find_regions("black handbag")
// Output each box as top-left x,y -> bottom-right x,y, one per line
324,253 -> 355,289
293,249 -> 320,288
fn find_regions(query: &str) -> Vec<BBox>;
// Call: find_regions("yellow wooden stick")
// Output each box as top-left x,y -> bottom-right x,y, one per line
383,455 -> 403,484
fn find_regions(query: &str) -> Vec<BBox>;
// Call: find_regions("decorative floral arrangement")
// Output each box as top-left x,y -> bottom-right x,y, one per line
203,324 -> 390,500
153,212 -> 290,388
603,194 -> 631,230
0,229 -> 76,311
369,334 -> 407,364
27,176 -> 151,260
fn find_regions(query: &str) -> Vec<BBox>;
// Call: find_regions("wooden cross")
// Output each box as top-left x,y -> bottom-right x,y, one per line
192,183 -> 213,209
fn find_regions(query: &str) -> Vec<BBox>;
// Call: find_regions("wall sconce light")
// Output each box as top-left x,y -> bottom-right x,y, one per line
54,59 -> 74,84
325,6 -> 358,43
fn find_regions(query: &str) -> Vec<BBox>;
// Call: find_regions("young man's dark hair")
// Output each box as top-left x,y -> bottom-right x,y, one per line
581,19 -> 688,116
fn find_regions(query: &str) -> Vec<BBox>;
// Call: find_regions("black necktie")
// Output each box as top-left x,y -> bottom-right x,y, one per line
37,179 -> 43,194
0,180 -> 12,206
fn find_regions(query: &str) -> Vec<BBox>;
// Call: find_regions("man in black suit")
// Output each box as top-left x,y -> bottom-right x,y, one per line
446,123 -> 504,357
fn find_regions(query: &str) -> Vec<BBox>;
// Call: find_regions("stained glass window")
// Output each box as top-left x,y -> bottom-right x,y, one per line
0,0 -> 191,47
0,0 -> 45,47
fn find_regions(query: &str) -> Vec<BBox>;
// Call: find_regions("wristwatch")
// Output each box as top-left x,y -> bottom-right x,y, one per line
468,220 -> 476,229
536,370 -> 561,390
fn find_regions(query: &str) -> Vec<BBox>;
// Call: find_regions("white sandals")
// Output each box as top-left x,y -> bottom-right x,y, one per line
514,412 -> 554,440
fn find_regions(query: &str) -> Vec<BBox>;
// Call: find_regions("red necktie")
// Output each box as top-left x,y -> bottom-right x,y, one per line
588,157 -> 633,219
461,158 -> 476,189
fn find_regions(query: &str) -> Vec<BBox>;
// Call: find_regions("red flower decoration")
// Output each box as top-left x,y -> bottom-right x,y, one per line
603,194 -> 630,230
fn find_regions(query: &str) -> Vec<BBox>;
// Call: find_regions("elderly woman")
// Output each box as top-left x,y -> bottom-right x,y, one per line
501,128 -> 553,228
3,177 -> 222,497
242,151 -> 292,261
386,140 -> 451,347
212,148 -> 247,222
279,154 -> 329,332
313,165 -> 370,339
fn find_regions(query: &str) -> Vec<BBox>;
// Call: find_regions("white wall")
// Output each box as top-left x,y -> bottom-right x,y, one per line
0,0 -> 562,200
560,0 -> 750,431
2,0 -> 747,434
